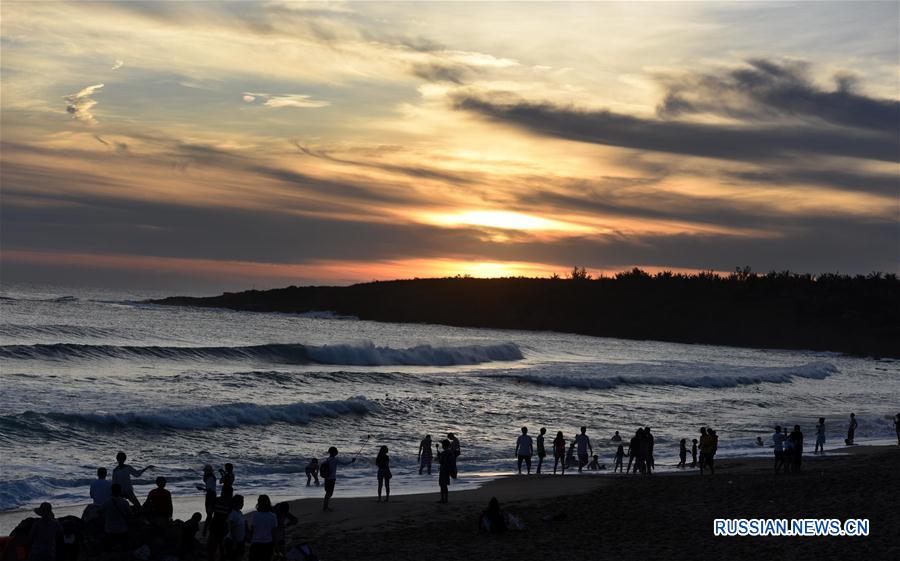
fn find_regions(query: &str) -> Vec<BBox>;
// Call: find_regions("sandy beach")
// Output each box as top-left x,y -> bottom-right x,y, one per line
282,445 -> 899,560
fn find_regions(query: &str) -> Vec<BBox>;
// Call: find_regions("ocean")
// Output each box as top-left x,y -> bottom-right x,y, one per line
1,283 -> 898,528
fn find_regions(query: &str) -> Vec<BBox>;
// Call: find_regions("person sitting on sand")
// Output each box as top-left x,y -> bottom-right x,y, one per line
611,431 -> 622,443
846,413 -> 858,445
614,444 -> 625,472
515,426 -> 534,475
112,451 -> 153,508
249,494 -> 278,561
305,458 -> 320,486
773,425 -> 785,474
552,431 -> 566,475
815,418 -> 826,454
418,434 -> 433,475
756,436 -> 764,447
90,467 -> 112,506
376,445 -> 392,502
437,439 -> 456,504
27,502 -> 63,561
691,438 -> 698,468
789,425 -> 804,472
102,483 -> 132,552
479,497 -> 507,534
575,426 -> 593,473
143,476 -> 173,526
536,427 -> 547,474
273,501 -> 299,557
181,513 -> 203,559
321,446 -> 356,511
678,438 -> 688,468
224,495 -> 246,561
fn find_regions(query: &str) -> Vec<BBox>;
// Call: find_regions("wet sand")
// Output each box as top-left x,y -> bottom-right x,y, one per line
284,445 -> 900,560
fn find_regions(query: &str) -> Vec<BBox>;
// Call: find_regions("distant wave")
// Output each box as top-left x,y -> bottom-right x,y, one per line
0,341 -> 524,366
0,397 -> 377,432
0,295 -> 78,303
0,324 -> 119,338
480,361 -> 838,389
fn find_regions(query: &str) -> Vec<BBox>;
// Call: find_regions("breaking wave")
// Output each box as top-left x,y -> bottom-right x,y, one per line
480,361 -> 838,389
0,341 -> 524,366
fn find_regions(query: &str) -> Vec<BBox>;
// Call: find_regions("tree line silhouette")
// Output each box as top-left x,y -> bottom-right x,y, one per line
154,268 -> 900,357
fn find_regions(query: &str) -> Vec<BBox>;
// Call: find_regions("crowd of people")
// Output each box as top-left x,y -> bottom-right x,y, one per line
9,412 -> 898,559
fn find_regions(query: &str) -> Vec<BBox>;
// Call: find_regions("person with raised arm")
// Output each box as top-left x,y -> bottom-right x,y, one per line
112,451 -> 154,508
321,446 -> 356,511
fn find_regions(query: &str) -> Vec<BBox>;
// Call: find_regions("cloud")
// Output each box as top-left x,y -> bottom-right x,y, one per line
111,59 -> 125,70
242,92 -> 329,108
452,89 -> 898,164
656,59 -> 900,133
63,83 -> 104,125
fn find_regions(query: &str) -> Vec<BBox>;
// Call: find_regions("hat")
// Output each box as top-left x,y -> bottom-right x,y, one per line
34,502 -> 53,517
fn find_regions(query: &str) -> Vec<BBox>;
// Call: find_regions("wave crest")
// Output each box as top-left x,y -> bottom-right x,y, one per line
0,341 -> 524,366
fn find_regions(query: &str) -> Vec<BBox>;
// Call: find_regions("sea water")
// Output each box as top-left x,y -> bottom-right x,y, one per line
1,283 -> 898,528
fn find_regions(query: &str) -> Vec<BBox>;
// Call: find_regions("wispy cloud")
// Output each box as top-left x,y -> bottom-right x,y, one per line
63,83 -> 104,125
111,59 -> 125,71
242,92 -> 330,109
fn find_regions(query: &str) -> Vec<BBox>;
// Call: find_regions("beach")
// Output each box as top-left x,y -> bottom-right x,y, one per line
281,445 -> 899,560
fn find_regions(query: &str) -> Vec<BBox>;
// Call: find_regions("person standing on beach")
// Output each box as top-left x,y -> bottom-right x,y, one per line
814,418 -> 826,454
627,430 -> 639,474
418,434 -> 433,475
846,413 -> 858,445
112,451 -> 153,508
789,425 -> 804,472
782,428 -> 794,473
645,427 -> 655,473
895,413 -> 900,446
698,428 -> 709,475
201,464 -> 217,536
448,432 -> 461,458
515,426 -> 534,474
614,444 -> 625,472
690,438 -> 698,468
536,427 -> 547,474
225,495 -> 246,561
575,426 -> 592,473
102,483 -> 132,553
678,438 -> 687,468
321,446 -> 356,511
705,429 -> 718,475
376,445 -> 392,502
220,463 -> 235,495
437,439 -> 456,504
552,431 -> 566,475
773,425 -> 785,474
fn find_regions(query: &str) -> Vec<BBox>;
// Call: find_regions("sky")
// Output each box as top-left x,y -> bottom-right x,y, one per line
1,1 -> 898,292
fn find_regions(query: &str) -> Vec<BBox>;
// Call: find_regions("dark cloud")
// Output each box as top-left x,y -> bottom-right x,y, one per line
453,93 -> 898,163
410,61 -> 469,84
657,59 -> 900,133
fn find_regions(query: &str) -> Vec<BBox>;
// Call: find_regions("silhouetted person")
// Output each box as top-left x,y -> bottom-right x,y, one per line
220,463 -> 235,495
376,445 -> 392,502
418,434 -> 433,474
773,425 -> 785,474
707,428 -> 718,474
448,432 -> 461,457
273,501 -> 298,557
249,495 -> 277,561
678,438 -> 687,468
208,486 -> 234,560
587,455 -> 602,470
552,431 -> 566,475
627,430 -> 640,474
201,464 -> 217,536
536,427 -> 547,474
645,427 -> 655,472
143,476 -> 173,526
305,458 -> 319,486
181,513 -> 202,559
614,444 -> 625,472
437,439 -> 456,503
611,431 -> 622,442
783,427 -> 794,473
895,413 -> 900,446
102,483 -> 131,553
515,426 -> 534,474
755,436 -> 764,447
575,426 -> 592,472
815,417 -> 826,454
789,425 -> 804,472
90,467 -> 111,506
27,502 -> 62,561
112,451 -> 153,508
321,446 -> 356,511
225,495 -> 246,561
698,428 -> 710,475
691,438 -> 698,468
479,497 -> 507,534
846,413 -> 858,445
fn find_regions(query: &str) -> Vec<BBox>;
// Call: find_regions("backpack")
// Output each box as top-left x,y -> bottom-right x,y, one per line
319,461 -> 331,479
